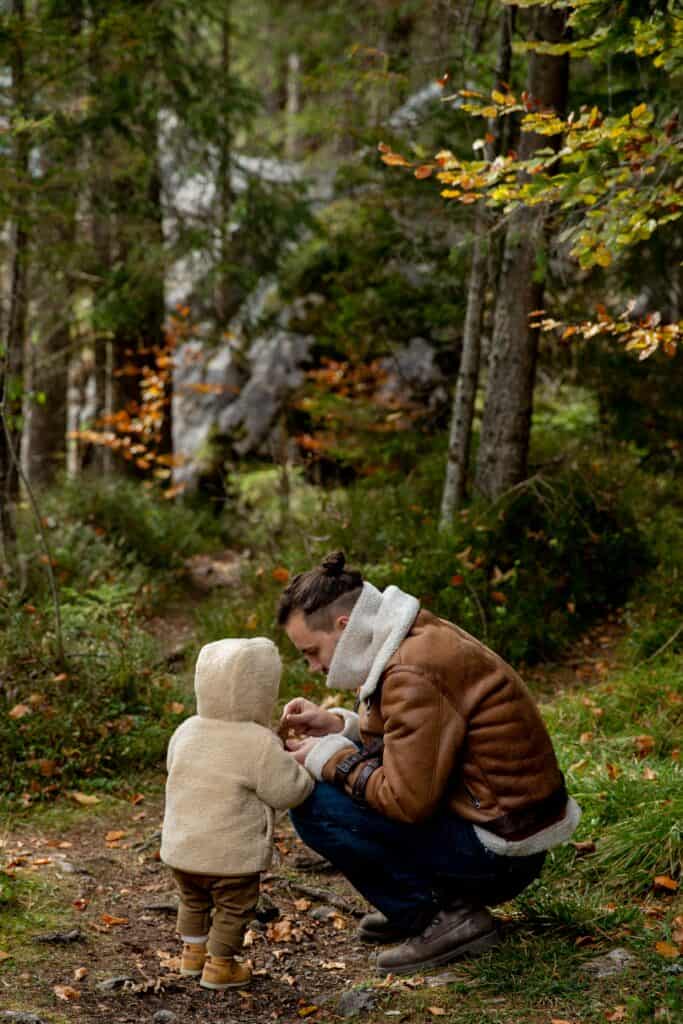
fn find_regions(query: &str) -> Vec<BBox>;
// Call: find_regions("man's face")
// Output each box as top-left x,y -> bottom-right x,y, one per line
285,609 -> 347,675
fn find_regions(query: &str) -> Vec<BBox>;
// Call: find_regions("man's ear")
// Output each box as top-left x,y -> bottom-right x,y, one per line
335,614 -> 349,632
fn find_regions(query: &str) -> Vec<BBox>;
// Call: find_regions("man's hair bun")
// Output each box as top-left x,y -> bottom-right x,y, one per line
320,551 -> 346,576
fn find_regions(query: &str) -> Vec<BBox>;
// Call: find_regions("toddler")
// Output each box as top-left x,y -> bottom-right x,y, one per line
161,637 -> 314,990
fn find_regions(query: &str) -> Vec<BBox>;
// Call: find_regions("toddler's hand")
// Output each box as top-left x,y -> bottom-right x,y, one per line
285,735 -> 319,765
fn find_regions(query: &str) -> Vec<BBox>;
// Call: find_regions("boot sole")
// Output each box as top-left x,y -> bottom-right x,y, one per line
199,979 -> 249,991
359,930 -> 415,945
376,929 -> 500,975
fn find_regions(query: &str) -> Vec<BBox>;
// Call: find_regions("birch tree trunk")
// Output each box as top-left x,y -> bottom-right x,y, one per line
439,212 -> 488,526
474,7 -> 569,501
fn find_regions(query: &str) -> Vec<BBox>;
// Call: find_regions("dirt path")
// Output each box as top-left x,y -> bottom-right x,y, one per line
1,800 -> 391,1022
0,607 -> 633,1023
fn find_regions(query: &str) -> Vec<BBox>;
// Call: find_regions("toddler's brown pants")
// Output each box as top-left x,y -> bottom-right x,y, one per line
172,869 -> 260,958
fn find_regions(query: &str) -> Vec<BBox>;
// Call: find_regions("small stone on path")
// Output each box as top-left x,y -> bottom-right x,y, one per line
33,928 -> 84,944
310,905 -> 338,921
581,947 -> 637,978
96,975 -> 136,992
1,1014 -> 48,1024
335,989 -> 377,1017
152,1011 -> 177,1024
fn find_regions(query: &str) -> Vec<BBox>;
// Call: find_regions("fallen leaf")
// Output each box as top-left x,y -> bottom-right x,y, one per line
294,898 -> 311,912
73,967 -> 88,981
70,791 -> 100,806
550,1019 -> 573,1024
268,918 -> 294,942
655,941 -> 680,958
298,1008 -> 317,1018
245,613 -> 258,630
653,876 -> 679,892
579,732 -> 594,744
156,950 -> 182,970
321,960 -> 346,970
272,566 -> 290,583
165,702 -> 185,715
281,973 -> 296,985
243,928 -> 257,947
53,673 -> 69,683
606,762 -> 620,780
642,765 -> 658,781
72,898 -> 89,911
130,793 -> 145,805
33,857 -> 52,866
605,1008 -> 626,1022
105,830 -> 127,842
0,951 -> 12,962
8,704 -> 31,719
634,734 -> 655,758
428,1008 -> 447,1016
54,985 -> 81,1001
100,913 -> 129,927
332,913 -> 348,930
571,840 -> 596,856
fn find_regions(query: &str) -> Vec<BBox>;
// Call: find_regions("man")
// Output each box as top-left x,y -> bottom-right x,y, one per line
278,551 -> 580,974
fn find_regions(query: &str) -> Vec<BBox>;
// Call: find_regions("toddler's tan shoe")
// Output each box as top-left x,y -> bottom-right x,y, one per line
180,941 -> 206,977
200,954 -> 251,991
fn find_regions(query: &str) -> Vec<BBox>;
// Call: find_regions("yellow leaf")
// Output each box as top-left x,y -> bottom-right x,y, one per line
101,913 -> 128,927
0,951 -> 12,962
655,942 -> 679,958
70,791 -> 100,806
73,967 -> 88,981
429,1008 -> 447,1016
294,898 -> 312,912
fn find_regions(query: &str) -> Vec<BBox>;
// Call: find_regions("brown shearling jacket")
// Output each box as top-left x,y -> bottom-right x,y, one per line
321,609 -> 567,835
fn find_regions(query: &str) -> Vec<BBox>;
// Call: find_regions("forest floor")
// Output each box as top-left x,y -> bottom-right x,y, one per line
1,591 -> 680,1024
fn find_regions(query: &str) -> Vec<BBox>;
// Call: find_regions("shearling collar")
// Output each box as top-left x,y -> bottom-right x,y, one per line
326,582 -> 420,701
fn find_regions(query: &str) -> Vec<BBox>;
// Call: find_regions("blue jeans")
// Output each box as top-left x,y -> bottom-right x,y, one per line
291,782 -> 545,926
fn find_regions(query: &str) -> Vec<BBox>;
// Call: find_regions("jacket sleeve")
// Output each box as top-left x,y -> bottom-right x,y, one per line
322,667 -> 466,823
254,732 -> 315,810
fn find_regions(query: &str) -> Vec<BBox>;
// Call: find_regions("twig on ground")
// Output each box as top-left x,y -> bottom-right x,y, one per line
635,621 -> 683,668
274,878 -> 364,916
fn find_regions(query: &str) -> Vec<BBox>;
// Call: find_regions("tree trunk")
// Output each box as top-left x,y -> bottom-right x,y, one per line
439,211 -> 488,526
23,326 -> 70,488
438,8 -> 516,527
474,7 -> 569,501
216,5 -> 232,323
1,0 -> 29,569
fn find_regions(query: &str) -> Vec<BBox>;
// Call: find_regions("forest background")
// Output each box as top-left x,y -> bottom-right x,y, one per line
0,1 -> 681,1022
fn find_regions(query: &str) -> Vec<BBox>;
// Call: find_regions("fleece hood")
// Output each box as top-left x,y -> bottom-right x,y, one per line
194,637 -> 280,725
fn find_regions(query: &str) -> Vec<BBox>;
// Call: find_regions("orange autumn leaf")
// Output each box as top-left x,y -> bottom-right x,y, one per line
604,1008 -> 626,1022
54,985 -> 81,1001
105,830 -> 127,843
414,165 -> 434,179
272,566 -> 290,583
653,875 -> 679,891
101,913 -> 129,927
634,734 -> 655,757
655,941 -> 679,958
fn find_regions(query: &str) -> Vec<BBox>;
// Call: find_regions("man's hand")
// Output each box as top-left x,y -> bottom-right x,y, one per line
285,735 -> 320,765
280,697 -> 344,738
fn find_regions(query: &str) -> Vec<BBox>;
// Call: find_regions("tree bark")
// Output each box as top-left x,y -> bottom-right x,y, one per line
438,7 -> 516,527
1,0 -> 29,568
474,7 -> 569,501
439,212 -> 488,526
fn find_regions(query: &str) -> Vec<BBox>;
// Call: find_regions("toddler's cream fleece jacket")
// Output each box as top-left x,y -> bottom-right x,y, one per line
161,637 -> 314,876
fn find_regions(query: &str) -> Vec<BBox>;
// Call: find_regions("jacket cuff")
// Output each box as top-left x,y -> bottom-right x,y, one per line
329,707 -> 361,742
304,734 -> 357,782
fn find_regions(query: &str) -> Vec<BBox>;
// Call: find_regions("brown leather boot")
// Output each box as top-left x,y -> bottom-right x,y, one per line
376,903 -> 500,975
358,909 -> 433,945
199,954 -> 251,991
180,941 -> 206,977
